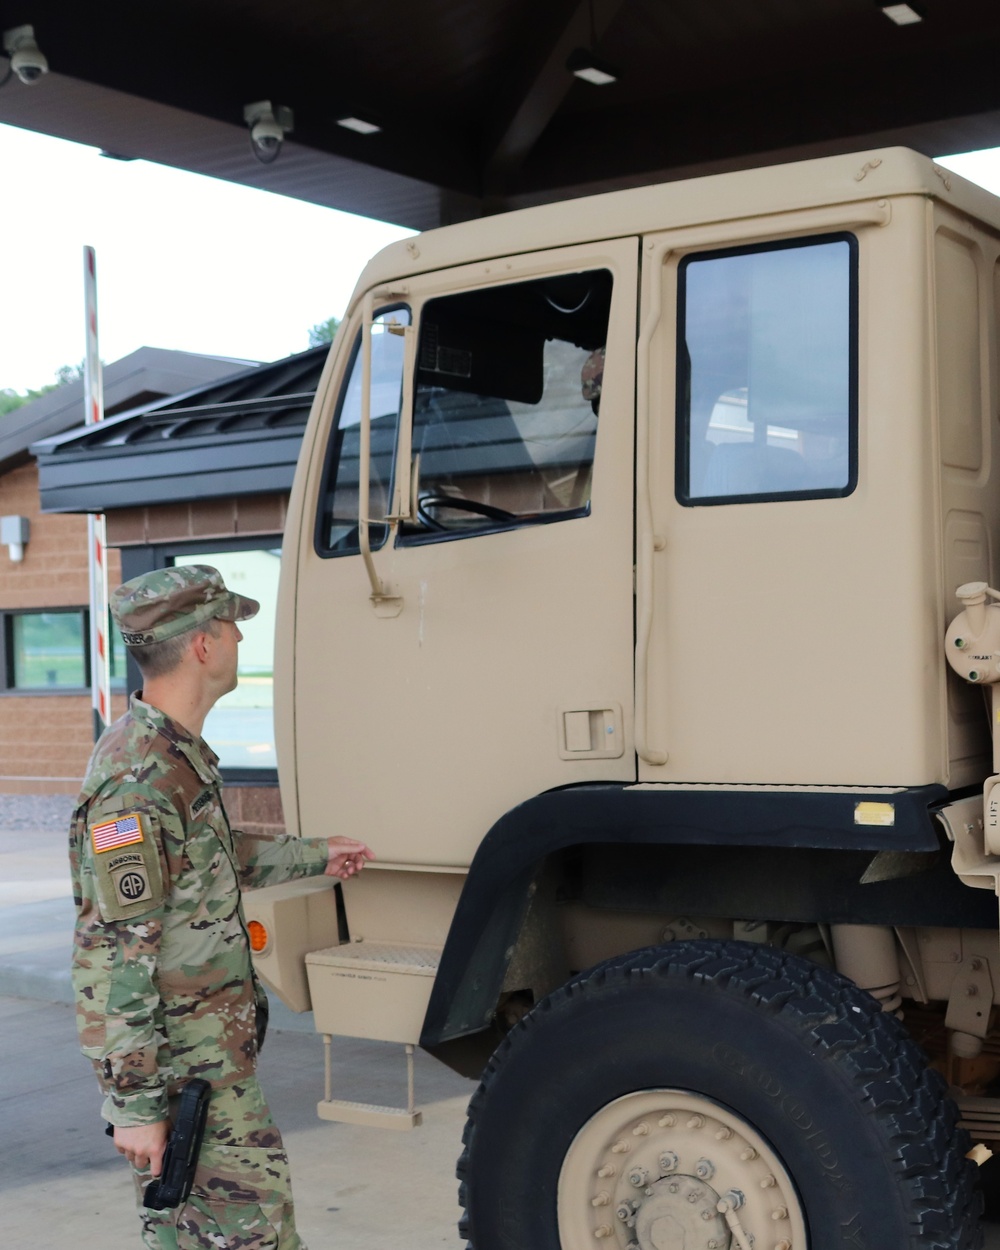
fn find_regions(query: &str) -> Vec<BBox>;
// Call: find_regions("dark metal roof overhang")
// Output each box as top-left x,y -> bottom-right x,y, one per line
4,1 -> 1000,229
33,347 -> 323,514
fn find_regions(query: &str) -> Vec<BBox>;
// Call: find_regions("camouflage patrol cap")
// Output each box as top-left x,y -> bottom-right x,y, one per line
111,565 -> 259,647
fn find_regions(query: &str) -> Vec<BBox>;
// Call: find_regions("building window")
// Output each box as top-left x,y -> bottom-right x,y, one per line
676,234 -> 857,505
6,610 -> 87,690
171,548 -> 281,772
109,614 -> 127,691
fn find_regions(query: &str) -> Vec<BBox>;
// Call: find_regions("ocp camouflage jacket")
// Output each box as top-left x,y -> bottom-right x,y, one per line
70,694 -> 329,1126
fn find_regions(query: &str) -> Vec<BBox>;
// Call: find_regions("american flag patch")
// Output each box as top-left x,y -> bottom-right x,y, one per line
91,813 -> 144,854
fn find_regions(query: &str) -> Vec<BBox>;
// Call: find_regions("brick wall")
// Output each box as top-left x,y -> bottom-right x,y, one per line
224,784 -> 287,838
106,494 -> 288,546
0,461 -> 126,793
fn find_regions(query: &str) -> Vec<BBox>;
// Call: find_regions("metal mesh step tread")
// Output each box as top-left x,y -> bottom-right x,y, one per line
317,1097 -> 423,1131
306,941 -> 441,975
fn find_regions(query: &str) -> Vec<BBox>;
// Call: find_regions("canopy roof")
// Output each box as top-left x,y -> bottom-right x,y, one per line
33,346 -> 323,513
2,1 -> 999,229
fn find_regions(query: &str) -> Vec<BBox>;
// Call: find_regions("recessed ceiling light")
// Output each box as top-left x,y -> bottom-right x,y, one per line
337,115 -> 381,135
879,3 -> 925,25
566,48 -> 619,86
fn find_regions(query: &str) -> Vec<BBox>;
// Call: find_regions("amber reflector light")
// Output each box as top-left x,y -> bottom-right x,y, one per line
248,920 -> 269,952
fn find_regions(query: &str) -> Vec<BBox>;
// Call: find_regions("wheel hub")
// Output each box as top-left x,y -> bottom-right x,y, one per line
631,1173 -> 729,1250
557,1089 -> 806,1250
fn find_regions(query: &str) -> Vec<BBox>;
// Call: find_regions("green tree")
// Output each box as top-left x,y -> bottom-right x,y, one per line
0,361 -> 88,416
308,316 -> 341,347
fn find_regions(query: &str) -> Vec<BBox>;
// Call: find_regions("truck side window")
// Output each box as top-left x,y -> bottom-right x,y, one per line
677,234 -> 857,505
316,308 -> 410,556
400,270 -> 612,541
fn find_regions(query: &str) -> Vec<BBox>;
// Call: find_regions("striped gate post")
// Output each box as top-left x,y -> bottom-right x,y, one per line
84,246 -> 111,742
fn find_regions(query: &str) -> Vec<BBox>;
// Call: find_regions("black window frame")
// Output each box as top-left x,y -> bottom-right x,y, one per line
0,606 -> 90,694
675,231 -> 859,508
119,536 -> 283,786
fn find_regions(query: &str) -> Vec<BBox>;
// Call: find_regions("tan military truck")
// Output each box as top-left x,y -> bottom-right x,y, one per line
244,146 -> 1000,1248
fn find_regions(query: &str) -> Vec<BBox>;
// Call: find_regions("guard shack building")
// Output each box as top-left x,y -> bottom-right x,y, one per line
28,345 -> 325,832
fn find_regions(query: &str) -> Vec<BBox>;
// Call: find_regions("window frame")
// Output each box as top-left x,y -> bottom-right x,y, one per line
675,231 -> 859,508
119,536 -> 283,786
0,606 -> 91,695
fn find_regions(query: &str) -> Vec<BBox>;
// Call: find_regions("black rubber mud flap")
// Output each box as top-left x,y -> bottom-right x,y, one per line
457,940 -> 983,1250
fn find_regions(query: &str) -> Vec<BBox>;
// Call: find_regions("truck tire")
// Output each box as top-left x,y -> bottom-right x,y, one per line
457,939 -> 982,1249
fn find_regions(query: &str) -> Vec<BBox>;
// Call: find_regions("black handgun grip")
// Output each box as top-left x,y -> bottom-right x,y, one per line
142,1078 -> 212,1211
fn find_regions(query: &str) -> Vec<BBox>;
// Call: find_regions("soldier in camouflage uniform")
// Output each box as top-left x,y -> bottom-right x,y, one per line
70,565 -> 374,1249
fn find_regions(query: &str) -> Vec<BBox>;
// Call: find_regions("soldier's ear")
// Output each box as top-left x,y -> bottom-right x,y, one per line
189,629 -> 213,665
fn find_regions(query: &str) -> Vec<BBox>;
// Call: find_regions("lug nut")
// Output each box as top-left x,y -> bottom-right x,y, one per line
771,1206 -> 788,1220
715,1126 -> 733,1141
597,1164 -> 616,1179
633,1122 -> 650,1136
591,1192 -> 611,1207
658,1113 -> 676,1127
687,1114 -> 705,1129
740,1147 -> 758,1162
616,1204 -> 632,1222
612,1140 -> 630,1154
659,1151 -> 679,1173
628,1168 -> 648,1188
696,1158 -> 716,1180
722,1189 -> 746,1210
760,1174 -> 777,1189
594,1226 -> 612,1239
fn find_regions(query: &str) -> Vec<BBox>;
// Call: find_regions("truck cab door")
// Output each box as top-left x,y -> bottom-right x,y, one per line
288,239 -> 638,866
636,212 -> 893,786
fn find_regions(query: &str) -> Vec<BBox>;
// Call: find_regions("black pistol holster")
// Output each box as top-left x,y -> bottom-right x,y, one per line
142,1078 -> 212,1210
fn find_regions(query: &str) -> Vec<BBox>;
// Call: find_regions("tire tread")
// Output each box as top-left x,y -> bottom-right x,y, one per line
458,939 -> 983,1249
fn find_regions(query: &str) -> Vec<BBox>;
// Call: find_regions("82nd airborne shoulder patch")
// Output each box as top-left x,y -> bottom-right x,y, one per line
88,810 -> 164,920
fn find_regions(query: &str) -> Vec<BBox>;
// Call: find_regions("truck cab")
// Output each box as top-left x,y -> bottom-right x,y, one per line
247,147 -> 1000,1248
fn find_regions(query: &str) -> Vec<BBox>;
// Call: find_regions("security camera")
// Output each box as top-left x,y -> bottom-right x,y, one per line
243,100 -> 293,165
2,25 -> 49,85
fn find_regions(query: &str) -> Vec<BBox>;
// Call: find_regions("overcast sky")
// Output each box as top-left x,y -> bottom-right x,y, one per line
1,119 -> 1000,396
0,121 -> 412,394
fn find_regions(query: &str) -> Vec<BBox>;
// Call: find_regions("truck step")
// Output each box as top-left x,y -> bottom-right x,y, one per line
307,942 -> 442,1131
305,940 -> 441,1044
317,1096 -> 422,1131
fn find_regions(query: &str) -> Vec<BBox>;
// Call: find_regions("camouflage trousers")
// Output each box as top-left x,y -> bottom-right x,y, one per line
132,1077 -> 307,1249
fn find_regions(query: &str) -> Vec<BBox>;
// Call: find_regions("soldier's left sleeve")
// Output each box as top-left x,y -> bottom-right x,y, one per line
233,830 -> 329,889
73,801 -> 177,1126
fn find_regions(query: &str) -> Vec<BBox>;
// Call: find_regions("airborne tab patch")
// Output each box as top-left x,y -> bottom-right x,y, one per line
89,809 -> 164,921
91,813 -> 144,854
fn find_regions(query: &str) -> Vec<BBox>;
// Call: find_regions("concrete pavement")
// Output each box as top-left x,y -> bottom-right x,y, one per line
2,808 -> 999,1248
0,815 -> 473,1249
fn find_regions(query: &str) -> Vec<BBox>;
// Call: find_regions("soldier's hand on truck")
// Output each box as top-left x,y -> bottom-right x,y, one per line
324,837 -> 375,879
